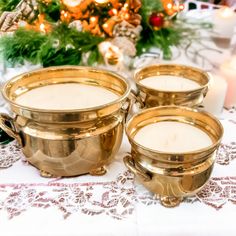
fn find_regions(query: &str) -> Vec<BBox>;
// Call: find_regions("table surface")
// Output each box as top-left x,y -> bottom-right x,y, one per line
0,9 -> 236,236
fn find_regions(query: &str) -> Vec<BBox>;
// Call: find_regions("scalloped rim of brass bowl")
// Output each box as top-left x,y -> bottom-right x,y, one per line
134,64 -> 210,94
126,106 -> 223,158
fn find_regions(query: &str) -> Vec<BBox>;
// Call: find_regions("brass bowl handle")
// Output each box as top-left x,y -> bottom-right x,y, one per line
122,89 -> 145,122
130,89 -> 145,109
123,154 -> 151,182
0,114 -> 23,147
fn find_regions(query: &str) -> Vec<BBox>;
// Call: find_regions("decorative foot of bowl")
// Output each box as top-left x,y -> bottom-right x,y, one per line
159,196 -> 182,208
124,106 -> 223,207
89,166 -> 107,176
40,170 -> 57,178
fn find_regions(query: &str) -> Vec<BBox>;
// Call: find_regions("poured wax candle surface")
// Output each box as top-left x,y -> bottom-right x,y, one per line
134,121 -> 213,153
15,83 -> 119,110
140,75 -> 201,91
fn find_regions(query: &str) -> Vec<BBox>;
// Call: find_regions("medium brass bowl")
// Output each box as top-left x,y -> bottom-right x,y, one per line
134,64 -> 210,108
0,66 -> 131,177
124,106 -> 223,207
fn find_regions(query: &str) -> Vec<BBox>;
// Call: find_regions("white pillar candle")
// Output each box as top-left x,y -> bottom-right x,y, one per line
134,121 -> 213,153
140,75 -> 200,91
213,7 -> 236,38
220,56 -> 236,108
202,73 -> 227,116
15,83 -> 118,110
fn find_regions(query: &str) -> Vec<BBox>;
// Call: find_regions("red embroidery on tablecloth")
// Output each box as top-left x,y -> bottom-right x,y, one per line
134,176 -> 236,210
229,120 -> 236,125
0,171 -> 135,220
0,141 -> 23,168
1,174 -> 236,219
196,176 -> 236,209
227,107 -> 236,114
216,142 -> 236,165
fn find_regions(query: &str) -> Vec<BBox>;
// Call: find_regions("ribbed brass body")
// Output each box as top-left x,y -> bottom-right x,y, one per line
0,66 -> 131,177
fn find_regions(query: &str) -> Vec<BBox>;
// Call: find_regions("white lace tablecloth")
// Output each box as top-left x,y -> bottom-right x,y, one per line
0,9 -> 236,236
0,109 -> 235,236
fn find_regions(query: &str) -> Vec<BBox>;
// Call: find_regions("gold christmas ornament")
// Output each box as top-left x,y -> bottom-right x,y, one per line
128,0 -> 142,13
94,0 -> 110,6
60,10 -> 72,23
102,17 -> 118,36
62,0 -> 92,14
62,0 -> 82,8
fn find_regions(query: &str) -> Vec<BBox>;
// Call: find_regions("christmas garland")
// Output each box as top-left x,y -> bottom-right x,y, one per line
0,0 -> 186,67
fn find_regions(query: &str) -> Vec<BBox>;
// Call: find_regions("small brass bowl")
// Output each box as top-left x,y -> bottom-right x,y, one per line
124,106 -> 223,207
0,66 -> 131,177
134,64 -> 210,108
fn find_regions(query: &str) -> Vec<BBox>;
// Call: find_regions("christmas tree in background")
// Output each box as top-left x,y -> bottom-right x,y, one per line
0,0 -> 185,67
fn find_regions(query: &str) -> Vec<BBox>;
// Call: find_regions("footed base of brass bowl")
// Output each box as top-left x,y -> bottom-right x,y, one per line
40,170 -> 57,178
39,166 -> 107,178
158,195 -> 182,208
89,166 -> 107,176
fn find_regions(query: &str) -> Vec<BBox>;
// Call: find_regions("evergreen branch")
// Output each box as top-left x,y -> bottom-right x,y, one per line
0,28 -> 47,65
0,24 -> 104,67
37,0 -> 61,22
0,0 -> 21,12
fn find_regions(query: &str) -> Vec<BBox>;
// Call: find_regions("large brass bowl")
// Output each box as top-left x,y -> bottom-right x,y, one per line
124,106 -> 223,207
0,66 -> 131,177
134,64 -> 210,108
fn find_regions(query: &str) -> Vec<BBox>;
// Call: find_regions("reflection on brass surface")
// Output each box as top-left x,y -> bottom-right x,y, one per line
124,106 -> 223,207
0,66 -> 131,177
134,64 -> 210,108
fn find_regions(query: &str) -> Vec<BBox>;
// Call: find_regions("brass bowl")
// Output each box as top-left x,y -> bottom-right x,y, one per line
124,106 -> 223,207
134,64 -> 210,108
0,66 -> 131,177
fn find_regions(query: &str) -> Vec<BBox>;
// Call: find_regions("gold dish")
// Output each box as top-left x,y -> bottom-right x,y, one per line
124,106 -> 223,207
134,64 -> 210,108
0,66 -> 131,177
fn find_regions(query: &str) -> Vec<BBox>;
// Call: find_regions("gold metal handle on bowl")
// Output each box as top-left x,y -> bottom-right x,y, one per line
0,114 -> 23,147
123,154 -> 151,182
121,90 -> 145,122
130,89 -> 145,109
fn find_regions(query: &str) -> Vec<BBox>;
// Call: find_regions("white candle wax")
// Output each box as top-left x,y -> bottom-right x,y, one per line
202,73 -> 227,116
213,7 -> 236,38
15,83 -> 118,110
220,56 -> 236,108
134,121 -> 213,153
140,75 -> 200,91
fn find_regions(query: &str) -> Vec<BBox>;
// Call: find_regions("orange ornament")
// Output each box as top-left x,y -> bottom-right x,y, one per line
162,0 -> 176,16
